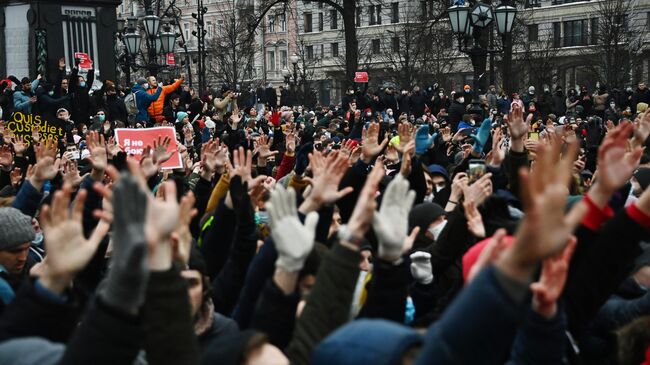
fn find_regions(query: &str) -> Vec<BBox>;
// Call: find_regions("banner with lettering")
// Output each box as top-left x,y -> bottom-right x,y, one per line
114,127 -> 183,170
6,112 -> 65,147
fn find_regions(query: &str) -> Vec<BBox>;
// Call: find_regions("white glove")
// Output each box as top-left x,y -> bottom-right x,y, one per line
410,251 -> 434,285
373,174 -> 416,261
267,185 -> 319,272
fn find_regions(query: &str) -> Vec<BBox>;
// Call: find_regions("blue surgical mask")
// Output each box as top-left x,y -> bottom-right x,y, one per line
79,82 -> 86,88
32,232 -> 44,247
98,115 -> 106,122
255,211 -> 269,225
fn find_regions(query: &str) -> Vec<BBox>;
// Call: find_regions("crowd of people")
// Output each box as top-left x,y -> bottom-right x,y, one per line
0,56 -> 649,365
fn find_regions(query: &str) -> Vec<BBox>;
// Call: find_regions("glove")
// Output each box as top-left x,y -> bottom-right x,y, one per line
99,174 -> 149,315
415,125 -> 436,155
471,119 -> 492,153
267,185 -> 319,272
373,174 -> 416,261
410,251 -> 434,285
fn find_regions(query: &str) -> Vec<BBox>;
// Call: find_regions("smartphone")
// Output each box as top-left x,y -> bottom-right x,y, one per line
528,132 -> 539,141
467,159 -> 486,185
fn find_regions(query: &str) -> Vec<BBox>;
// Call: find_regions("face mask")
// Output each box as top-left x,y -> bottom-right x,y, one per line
143,83 -> 149,89
458,97 -> 465,104
428,220 -> 447,241
388,111 -> 393,116
610,103 -> 616,109
435,185 -> 445,193
439,93 -> 444,97
79,82 -> 86,88
366,112 -> 372,117
32,231 -> 44,246
48,90 -> 54,96
98,115 -> 105,123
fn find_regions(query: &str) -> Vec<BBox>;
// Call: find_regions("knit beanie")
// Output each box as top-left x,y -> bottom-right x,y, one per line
136,77 -> 147,86
176,111 -> 189,124
0,207 -> 35,250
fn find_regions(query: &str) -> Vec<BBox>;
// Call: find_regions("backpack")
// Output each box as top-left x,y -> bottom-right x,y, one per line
125,91 -> 138,116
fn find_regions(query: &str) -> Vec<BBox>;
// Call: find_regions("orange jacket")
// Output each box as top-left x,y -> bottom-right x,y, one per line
147,78 -> 183,122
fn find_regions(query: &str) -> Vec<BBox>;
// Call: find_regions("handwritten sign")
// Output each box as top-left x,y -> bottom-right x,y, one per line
6,112 -> 65,147
114,127 -> 183,170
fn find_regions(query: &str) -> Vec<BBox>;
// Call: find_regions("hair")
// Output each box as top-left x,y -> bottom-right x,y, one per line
242,333 -> 269,362
617,316 -> 650,365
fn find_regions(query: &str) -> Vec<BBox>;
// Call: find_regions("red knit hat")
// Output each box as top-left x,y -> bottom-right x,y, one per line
462,235 -> 515,283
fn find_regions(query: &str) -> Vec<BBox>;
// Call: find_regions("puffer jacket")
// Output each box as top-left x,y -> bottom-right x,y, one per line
146,78 -> 183,123
132,83 -> 162,123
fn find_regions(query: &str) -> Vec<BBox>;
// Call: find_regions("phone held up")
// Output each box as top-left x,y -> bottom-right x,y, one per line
467,159 -> 486,185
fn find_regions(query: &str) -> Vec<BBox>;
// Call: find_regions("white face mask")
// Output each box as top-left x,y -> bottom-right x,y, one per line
143,83 -> 149,89
435,185 -> 445,193
458,97 -> 465,104
428,220 -> 447,241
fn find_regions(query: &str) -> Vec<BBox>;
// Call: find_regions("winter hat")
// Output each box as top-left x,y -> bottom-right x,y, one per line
136,77 -> 147,86
205,119 -> 216,129
20,77 -> 30,85
312,319 -> 422,365
453,92 -> 464,100
415,125 -> 436,155
427,164 -> 449,180
408,202 -> 446,233
0,337 -> 63,365
176,111 -> 189,124
634,168 -> 650,191
462,234 -> 515,282
0,207 -> 35,250
637,102 -> 648,114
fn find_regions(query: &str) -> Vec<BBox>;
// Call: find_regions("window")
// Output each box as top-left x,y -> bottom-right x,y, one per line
391,2 -> 399,23
356,7 -> 362,27
206,21 -> 214,38
304,12 -> 312,32
306,45 -> 314,60
268,15 -> 275,33
525,0 -> 541,8
320,44 -> 324,58
372,39 -> 381,54
330,10 -> 338,29
280,50 -> 288,69
331,42 -> 339,57
369,5 -> 381,25
217,20 -> 224,35
563,19 -> 588,47
279,14 -> 286,31
391,37 -> 399,52
527,24 -> 538,42
267,51 -> 276,71
590,18 -> 599,45
421,0 -> 434,20
553,22 -> 561,47
184,23 -> 190,41
319,13 -> 324,31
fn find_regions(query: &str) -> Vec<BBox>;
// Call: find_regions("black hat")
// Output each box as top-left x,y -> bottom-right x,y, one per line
408,203 -> 446,232
634,168 -> 650,191
20,77 -> 30,85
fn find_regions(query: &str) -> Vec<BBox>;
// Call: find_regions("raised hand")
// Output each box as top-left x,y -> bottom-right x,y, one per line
285,132 -> 296,154
462,173 -> 493,208
634,109 -> 650,146
106,137 -> 121,158
400,140 -> 415,178
40,184 -> 109,293
12,135 -> 27,156
486,127 -> 505,167
201,138 -> 227,173
410,251 -> 434,285
373,174 -> 418,261
507,103 -> 528,140
464,200 -> 486,238
530,236 -> 576,319
62,159 -> 84,188
32,140 -> 59,187
152,136 -> 173,165
267,185 -> 319,272
0,145 -> 12,169
254,135 -> 278,160
393,122 -> 415,154
362,122 -> 389,163
227,146 -> 265,190
300,150 -> 353,213
595,122 -> 643,195
498,135 -> 587,281
172,192 -> 197,266
10,168 -> 22,188
87,131 -> 108,172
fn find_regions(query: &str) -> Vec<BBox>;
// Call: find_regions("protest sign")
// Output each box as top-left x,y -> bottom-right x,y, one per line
74,52 -> 93,70
6,112 -> 65,147
354,72 -> 369,83
114,127 -> 183,170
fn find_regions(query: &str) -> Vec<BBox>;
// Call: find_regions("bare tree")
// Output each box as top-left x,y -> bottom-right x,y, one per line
581,0 -> 647,88
513,26 -> 563,90
205,1 -> 257,88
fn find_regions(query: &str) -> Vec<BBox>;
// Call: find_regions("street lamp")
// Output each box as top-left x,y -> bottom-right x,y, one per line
447,1 -> 517,102
117,9 -> 178,83
289,53 -> 300,105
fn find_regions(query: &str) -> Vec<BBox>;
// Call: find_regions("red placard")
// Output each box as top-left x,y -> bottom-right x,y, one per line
114,127 -> 183,170
354,72 -> 369,83
74,52 -> 93,69
166,53 -> 175,66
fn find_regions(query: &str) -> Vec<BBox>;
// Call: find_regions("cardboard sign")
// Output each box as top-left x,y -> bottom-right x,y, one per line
114,127 -> 183,170
354,72 -> 369,83
6,112 -> 65,148
166,53 -> 175,66
74,52 -> 93,69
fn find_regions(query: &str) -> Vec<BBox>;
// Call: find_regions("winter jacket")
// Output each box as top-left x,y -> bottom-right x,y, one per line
68,68 -> 94,124
448,101 -> 466,132
132,84 -> 162,123
105,94 -> 128,124
409,92 -> 427,118
12,79 -> 39,114
146,78 -> 183,123
552,92 -> 566,116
